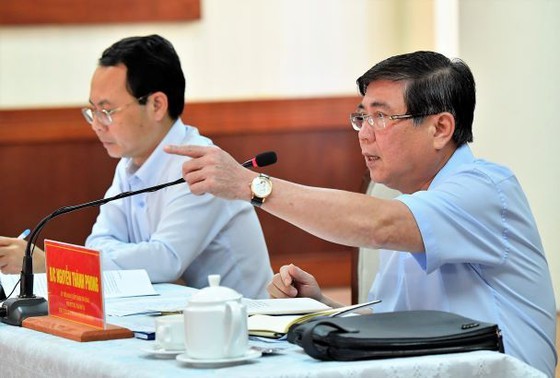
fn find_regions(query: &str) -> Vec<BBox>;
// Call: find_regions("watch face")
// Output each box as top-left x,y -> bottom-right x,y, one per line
252,177 -> 272,197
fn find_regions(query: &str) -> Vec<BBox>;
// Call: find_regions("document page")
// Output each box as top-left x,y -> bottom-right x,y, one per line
243,297 -> 332,315
101,270 -> 158,298
105,289 -> 197,316
0,269 -> 157,300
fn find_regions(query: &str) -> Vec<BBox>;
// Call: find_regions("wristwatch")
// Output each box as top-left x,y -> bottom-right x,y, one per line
250,173 -> 273,207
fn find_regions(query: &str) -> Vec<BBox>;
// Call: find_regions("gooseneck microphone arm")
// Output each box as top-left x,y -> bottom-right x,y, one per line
1,151 -> 277,326
2,177 -> 188,326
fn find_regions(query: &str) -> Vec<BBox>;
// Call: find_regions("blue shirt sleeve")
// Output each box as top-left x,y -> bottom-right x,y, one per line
398,163 -> 526,273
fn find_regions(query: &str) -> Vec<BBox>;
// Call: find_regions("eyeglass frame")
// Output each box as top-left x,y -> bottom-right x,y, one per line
350,111 -> 433,131
81,93 -> 151,127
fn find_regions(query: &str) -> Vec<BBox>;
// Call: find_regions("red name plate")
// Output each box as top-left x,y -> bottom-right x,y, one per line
44,240 -> 105,329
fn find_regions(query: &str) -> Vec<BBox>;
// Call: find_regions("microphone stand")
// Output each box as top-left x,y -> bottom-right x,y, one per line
0,178 -> 185,326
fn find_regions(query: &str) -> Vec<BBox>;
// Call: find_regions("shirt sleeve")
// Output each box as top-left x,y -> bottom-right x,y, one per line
397,165 -> 521,273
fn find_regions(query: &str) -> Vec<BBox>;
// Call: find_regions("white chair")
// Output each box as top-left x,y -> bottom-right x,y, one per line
352,179 -> 401,304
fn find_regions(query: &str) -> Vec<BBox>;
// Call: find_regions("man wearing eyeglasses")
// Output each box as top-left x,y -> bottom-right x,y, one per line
0,34 -> 273,299
165,51 -> 557,375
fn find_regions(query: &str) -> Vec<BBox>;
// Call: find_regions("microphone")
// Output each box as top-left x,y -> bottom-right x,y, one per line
241,151 -> 277,168
0,151 -> 277,326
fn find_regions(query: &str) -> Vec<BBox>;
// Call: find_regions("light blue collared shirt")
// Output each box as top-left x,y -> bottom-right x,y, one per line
370,144 -> 557,377
86,120 -> 273,299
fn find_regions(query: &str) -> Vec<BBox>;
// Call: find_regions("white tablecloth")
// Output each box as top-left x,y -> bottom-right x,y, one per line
0,284 -> 546,378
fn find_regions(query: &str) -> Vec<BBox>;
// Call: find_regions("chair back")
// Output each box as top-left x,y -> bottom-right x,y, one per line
351,178 -> 400,304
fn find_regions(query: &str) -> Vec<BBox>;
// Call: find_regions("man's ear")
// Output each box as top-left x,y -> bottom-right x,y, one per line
430,112 -> 455,150
149,92 -> 169,121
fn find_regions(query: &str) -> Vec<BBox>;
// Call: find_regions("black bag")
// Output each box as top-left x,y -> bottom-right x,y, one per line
287,310 -> 504,361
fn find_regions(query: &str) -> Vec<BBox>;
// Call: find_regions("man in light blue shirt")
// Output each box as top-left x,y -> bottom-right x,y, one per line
166,51 -> 557,375
0,35 -> 272,299
84,35 -> 272,299
371,143 -> 556,375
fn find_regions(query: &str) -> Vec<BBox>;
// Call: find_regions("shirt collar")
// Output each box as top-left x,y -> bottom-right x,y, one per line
428,144 -> 475,189
125,119 -> 186,187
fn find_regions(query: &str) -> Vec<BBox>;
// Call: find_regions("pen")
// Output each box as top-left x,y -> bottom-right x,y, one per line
17,229 -> 31,240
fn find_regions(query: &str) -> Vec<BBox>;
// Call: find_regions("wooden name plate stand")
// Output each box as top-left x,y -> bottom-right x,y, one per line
22,315 -> 133,342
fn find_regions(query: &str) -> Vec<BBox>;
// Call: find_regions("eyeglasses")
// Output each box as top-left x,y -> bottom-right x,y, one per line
350,112 -> 430,131
81,94 -> 150,127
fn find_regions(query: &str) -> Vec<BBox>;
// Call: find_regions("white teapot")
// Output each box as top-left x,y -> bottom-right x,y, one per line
183,274 -> 248,359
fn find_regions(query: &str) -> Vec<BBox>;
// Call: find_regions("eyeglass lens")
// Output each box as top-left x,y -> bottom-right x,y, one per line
81,108 -> 112,126
351,114 -> 364,130
351,113 -> 384,131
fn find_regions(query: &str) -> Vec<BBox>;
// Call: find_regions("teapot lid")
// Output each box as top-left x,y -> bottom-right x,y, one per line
188,274 -> 242,303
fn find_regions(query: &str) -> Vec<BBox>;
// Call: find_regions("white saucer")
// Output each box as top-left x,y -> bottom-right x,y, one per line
141,345 -> 186,358
176,349 -> 262,368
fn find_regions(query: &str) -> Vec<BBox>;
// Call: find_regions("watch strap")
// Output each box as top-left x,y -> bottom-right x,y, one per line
251,195 -> 265,207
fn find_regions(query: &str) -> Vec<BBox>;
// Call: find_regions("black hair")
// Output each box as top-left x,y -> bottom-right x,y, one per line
356,51 -> 475,145
99,34 -> 185,120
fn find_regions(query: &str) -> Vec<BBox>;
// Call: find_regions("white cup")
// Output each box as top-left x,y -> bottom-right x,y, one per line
154,314 -> 185,351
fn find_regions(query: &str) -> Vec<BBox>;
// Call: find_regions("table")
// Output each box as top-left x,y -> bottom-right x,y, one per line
0,285 -> 546,378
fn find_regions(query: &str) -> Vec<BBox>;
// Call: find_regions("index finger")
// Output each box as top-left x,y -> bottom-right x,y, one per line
164,144 -> 208,158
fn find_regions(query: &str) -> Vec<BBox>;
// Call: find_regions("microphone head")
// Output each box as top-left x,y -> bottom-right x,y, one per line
254,151 -> 277,167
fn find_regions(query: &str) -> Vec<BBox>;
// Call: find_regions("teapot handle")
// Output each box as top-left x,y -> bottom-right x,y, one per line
223,301 -> 244,357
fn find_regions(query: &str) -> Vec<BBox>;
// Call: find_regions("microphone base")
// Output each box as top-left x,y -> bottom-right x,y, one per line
1,296 -> 48,326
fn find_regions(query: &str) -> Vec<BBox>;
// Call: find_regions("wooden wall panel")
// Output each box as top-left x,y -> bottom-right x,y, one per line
0,0 -> 201,25
0,97 -> 359,144
0,141 -> 117,247
0,96 -> 363,288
